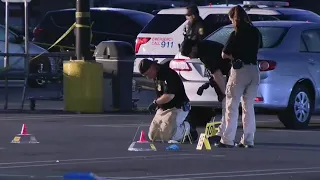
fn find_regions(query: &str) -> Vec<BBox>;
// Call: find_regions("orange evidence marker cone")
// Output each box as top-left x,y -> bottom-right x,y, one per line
128,130 -> 156,151
137,130 -> 148,143
11,124 -> 39,144
20,124 -> 29,135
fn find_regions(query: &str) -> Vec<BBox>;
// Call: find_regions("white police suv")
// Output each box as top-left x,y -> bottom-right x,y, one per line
134,1 -> 320,75
133,1 -> 320,126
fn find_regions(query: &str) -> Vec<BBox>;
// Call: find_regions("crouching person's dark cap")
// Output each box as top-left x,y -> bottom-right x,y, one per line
138,58 -> 156,74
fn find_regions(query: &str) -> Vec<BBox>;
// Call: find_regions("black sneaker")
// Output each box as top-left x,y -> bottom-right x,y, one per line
214,142 -> 234,148
208,135 -> 221,144
236,143 -> 254,148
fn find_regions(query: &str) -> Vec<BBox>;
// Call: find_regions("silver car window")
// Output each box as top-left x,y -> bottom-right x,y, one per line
206,26 -> 288,48
301,29 -> 320,53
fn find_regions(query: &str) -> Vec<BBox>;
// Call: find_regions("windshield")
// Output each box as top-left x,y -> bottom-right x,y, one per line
206,26 -> 289,48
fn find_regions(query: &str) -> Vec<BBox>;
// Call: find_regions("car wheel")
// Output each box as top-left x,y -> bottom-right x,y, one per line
277,84 -> 313,129
27,56 -> 51,88
187,107 -> 215,127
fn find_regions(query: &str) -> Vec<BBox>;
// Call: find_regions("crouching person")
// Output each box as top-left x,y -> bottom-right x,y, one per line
138,59 -> 192,143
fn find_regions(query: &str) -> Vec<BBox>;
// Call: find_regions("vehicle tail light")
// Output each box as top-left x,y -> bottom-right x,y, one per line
33,27 -> 43,38
169,59 -> 192,71
258,60 -> 276,71
135,37 -> 150,53
255,97 -> 264,102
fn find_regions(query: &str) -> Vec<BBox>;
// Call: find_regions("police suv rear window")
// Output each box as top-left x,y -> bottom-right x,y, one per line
207,26 -> 288,48
141,13 -> 280,35
141,14 -> 186,34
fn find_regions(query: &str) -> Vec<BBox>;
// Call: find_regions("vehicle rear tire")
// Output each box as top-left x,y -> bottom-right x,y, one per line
277,84 -> 313,129
187,107 -> 215,127
27,57 -> 51,88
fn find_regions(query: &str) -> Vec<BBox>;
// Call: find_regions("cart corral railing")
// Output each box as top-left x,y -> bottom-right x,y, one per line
0,51 -> 75,70
0,51 -> 75,110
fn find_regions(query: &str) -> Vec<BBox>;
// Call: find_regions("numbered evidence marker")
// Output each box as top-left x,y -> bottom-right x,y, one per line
196,133 -> 211,150
204,122 -> 221,138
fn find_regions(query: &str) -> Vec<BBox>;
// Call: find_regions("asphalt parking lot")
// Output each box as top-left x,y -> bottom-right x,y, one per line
0,113 -> 319,180
0,86 -> 319,180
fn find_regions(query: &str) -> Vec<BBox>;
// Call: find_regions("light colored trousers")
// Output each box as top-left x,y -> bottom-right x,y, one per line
148,108 -> 189,142
220,64 -> 260,146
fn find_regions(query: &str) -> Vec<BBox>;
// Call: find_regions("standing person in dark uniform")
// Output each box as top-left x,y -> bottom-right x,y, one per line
196,40 -> 231,143
215,5 -> 262,148
138,59 -> 192,143
182,39 -> 231,143
180,4 -> 205,58
196,40 -> 230,102
179,4 -> 207,142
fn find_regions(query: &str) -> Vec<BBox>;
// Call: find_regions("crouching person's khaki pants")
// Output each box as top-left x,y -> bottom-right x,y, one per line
148,108 -> 189,142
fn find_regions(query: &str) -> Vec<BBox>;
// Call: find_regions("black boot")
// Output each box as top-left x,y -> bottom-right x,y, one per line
236,143 -> 254,148
208,135 -> 221,144
214,142 -> 235,148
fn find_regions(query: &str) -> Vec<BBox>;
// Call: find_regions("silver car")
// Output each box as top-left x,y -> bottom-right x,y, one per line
0,24 -> 57,88
170,21 -> 320,129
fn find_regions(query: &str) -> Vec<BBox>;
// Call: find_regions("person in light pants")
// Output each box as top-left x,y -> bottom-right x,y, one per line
149,107 -> 190,142
215,5 -> 262,148
138,58 -> 192,143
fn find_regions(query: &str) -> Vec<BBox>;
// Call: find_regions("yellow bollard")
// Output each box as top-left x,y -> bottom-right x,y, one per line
63,60 -> 103,113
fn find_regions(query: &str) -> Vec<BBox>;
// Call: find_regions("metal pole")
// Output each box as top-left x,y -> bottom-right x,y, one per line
24,0 -> 29,67
20,0 -> 29,110
226,0 -> 229,6
76,0 -> 91,60
4,1 -> 9,110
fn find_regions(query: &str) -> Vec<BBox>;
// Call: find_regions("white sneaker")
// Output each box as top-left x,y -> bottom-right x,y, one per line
168,140 -> 179,144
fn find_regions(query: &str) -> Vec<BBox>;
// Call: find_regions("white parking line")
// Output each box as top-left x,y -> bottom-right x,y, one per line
0,154 -> 222,166
83,120 -> 280,128
160,170 -> 320,179
0,154 -> 224,169
0,114 -> 151,121
1,169 -> 320,179
83,124 -> 149,128
109,166 -> 320,179
261,129 -> 319,133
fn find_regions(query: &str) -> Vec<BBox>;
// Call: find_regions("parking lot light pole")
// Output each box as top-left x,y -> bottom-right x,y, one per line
76,0 -> 91,60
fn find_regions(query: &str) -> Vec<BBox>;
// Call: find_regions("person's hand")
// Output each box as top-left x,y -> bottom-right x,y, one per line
148,100 -> 158,113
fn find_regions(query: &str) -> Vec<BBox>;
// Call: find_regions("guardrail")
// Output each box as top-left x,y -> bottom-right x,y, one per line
0,51 -> 75,58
